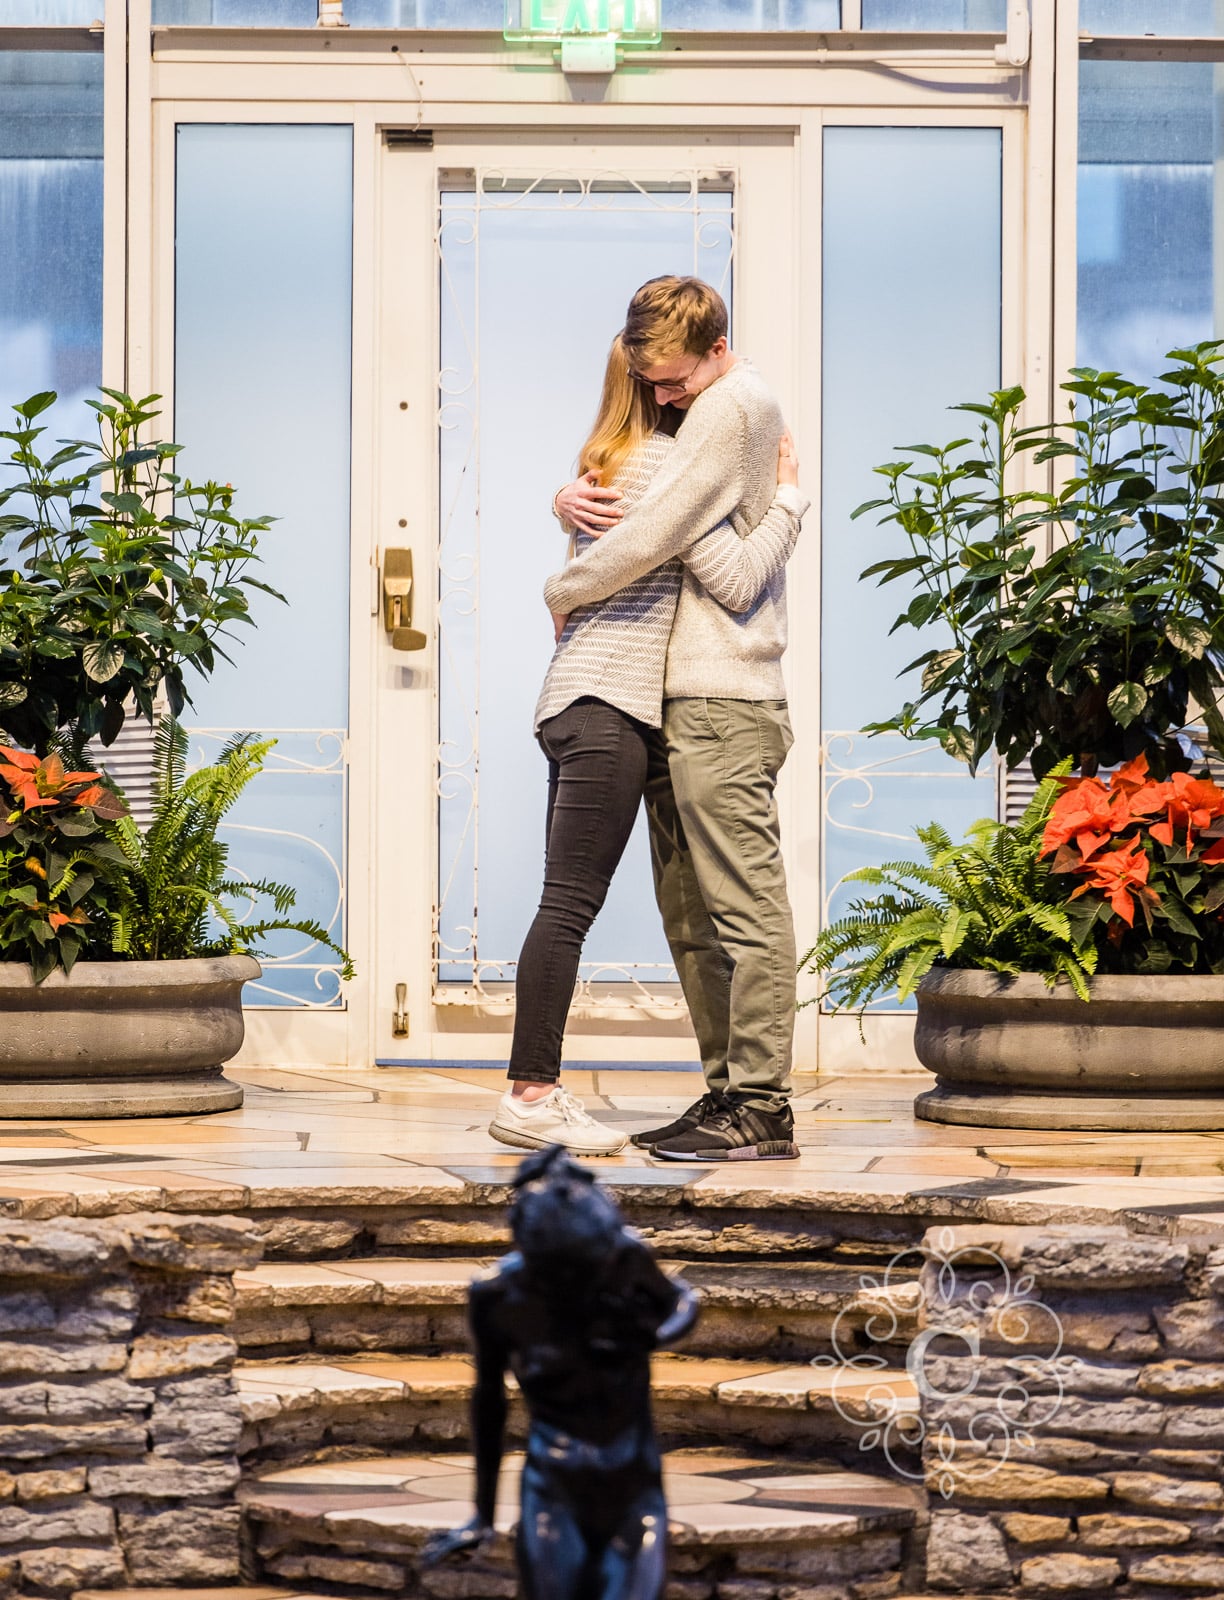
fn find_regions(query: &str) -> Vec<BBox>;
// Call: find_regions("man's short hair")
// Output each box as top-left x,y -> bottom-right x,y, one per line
623,276 -> 728,368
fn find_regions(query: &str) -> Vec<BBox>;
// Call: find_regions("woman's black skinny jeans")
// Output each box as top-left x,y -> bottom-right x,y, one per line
509,698 -> 649,1084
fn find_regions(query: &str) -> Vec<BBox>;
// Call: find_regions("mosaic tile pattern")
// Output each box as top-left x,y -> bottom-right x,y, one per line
239,1448 -> 926,1544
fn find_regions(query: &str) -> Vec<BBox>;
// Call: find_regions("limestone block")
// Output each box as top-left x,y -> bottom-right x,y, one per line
140,1272 -> 235,1325
848,1580 -> 903,1600
255,1216 -> 362,1258
0,1419 -> 147,1459
150,1390 -> 243,1457
88,1458 -> 240,1498
117,1503 -> 241,1583
44,1378 -> 149,1418
0,1500 -> 113,1545
734,1536 -> 901,1582
1077,1513 -> 1192,1548
0,1342 -> 127,1377
1156,1299 -> 1224,1359
0,1220 -> 126,1278
419,1565 -> 518,1598
55,1283 -> 139,1339
15,1468 -> 86,1499
928,1460 -> 1108,1502
0,1294 -> 54,1335
1128,1553 -> 1224,1588
1109,1471 -> 1224,1511
17,1543 -> 125,1592
1159,1406 -> 1224,1447
1000,1514 -> 1070,1545
127,1331 -> 237,1379
1018,1394 -> 1166,1439
0,1385 -> 48,1420
1137,1360 -> 1224,1397
1204,1246 -> 1224,1297
124,1214 -> 262,1274
0,1476 -> 12,1503
926,1511 -> 1012,1590
1140,1448 -> 1223,1474
232,1309 -> 313,1348
0,1559 -> 15,1599
1019,1553 -> 1122,1590
715,1580 -> 778,1599
664,1581 -> 717,1600
268,1550 -> 406,1590
921,1225 -> 1188,1290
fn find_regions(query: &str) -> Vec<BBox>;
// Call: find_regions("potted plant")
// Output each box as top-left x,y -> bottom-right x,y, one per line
0,388 -> 347,1117
805,343 -> 1224,1130
0,723 -> 352,1117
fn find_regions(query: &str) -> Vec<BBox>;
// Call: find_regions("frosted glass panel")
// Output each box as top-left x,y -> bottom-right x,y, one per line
1080,0 -> 1223,32
437,183 -> 733,987
1078,61 -> 1213,381
0,0 -> 99,18
153,0 -> 838,25
0,53 -> 101,442
175,125 -> 352,1008
821,127 -> 1000,959
153,0 -> 316,21
862,0 -> 1004,26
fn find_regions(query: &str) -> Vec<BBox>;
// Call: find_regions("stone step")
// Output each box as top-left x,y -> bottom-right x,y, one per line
236,1352 -> 919,1471
233,1255 -> 921,1364
240,1446 -> 927,1598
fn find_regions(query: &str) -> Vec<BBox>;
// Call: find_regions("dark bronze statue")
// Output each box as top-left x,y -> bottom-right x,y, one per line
422,1144 -> 698,1600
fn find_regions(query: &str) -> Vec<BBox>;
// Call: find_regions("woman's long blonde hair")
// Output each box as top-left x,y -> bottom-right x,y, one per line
578,332 -> 660,489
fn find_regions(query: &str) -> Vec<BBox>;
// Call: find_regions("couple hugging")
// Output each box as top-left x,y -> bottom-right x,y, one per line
488,274 -> 808,1163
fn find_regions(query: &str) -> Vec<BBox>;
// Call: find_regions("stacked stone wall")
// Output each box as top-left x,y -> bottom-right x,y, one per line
0,1213 -> 260,1597
916,1223 -> 1224,1598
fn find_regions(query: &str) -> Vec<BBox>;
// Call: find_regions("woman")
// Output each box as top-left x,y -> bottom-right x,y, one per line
489,335 -> 806,1156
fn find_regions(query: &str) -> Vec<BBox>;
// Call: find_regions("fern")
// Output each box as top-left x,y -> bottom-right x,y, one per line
800,763 -> 1091,1021
102,720 -> 354,978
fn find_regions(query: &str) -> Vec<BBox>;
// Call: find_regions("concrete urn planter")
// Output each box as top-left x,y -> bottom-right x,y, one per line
913,966 -> 1224,1130
0,955 -> 257,1117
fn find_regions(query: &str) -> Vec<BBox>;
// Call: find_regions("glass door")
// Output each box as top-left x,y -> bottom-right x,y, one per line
375,131 -> 798,1065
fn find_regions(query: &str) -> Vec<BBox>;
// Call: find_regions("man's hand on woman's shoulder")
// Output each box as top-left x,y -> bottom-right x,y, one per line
554,470 -> 624,537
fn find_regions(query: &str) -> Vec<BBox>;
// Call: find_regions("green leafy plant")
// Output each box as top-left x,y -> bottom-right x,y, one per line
801,771 -> 1098,1017
106,719 -> 354,976
0,388 -> 282,755
857,343 -> 1224,780
0,746 -> 129,980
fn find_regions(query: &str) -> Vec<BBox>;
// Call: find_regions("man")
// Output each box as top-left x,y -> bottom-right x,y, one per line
545,275 -> 800,1162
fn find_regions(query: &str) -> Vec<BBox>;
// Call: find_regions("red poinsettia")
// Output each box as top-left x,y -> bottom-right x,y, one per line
1040,753 -> 1224,954
0,747 -> 124,820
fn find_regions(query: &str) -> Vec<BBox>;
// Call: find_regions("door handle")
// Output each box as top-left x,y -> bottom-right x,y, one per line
383,547 -> 428,651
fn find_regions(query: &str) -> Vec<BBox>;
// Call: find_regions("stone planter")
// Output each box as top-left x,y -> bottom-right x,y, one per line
0,955 -> 257,1117
913,966 -> 1224,1131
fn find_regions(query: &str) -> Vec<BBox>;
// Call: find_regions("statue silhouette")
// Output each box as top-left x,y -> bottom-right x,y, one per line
422,1144 -> 698,1600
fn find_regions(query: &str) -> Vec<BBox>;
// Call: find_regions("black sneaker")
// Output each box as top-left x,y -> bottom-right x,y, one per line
652,1097 -> 798,1162
630,1090 -> 727,1150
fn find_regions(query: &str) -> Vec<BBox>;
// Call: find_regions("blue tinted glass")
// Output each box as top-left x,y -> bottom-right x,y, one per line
1081,0 -> 1222,32
1078,61 -> 1212,380
346,0 -> 501,20
821,126 -> 1001,985
0,0 -> 99,18
437,185 -> 733,987
176,125 -> 353,1008
660,0 -> 837,25
0,52 -> 102,438
862,0 -> 1004,25
153,0 -> 316,21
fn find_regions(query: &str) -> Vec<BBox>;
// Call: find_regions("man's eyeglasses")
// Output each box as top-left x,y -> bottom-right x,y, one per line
628,353 -> 706,395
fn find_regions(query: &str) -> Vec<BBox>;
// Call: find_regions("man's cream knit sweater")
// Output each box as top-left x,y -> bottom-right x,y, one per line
542,361 -> 792,702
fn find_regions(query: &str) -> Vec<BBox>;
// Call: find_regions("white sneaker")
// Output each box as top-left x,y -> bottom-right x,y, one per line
489,1085 -> 628,1157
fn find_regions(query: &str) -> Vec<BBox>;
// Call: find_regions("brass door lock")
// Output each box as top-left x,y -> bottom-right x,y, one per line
383,548 -> 428,651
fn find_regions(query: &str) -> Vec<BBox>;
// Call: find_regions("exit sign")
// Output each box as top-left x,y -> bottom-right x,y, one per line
504,0 -> 662,45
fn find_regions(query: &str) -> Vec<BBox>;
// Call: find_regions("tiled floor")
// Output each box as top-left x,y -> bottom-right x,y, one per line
240,1447 -> 925,1541
1,1066 -> 1224,1225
